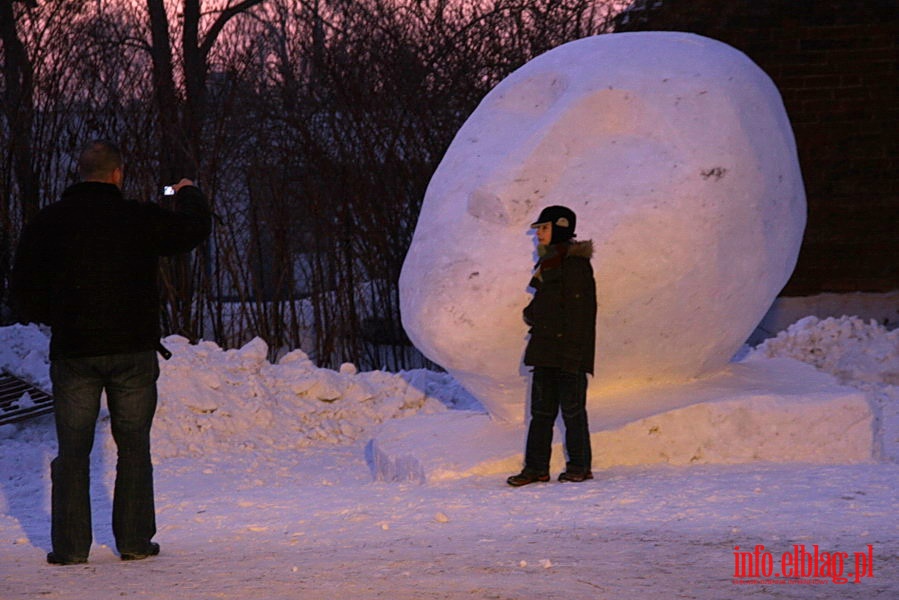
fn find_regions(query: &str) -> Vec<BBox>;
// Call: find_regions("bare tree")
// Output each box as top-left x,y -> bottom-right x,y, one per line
0,0 -> 96,320
2,0 -> 621,370
0,0 -> 37,316
141,0 -> 267,340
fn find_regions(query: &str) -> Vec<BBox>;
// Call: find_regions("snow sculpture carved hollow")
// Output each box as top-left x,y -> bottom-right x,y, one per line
400,32 -> 806,423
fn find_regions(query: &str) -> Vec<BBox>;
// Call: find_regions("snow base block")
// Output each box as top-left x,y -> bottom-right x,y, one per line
368,359 -> 875,483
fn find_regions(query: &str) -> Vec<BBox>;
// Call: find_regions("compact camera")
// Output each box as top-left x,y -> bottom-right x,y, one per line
162,185 -> 175,196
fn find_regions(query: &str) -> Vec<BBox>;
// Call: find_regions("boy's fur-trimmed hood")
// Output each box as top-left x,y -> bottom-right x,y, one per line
567,239 -> 593,259
533,239 -> 593,282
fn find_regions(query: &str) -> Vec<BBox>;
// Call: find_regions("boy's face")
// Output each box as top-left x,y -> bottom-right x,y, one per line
535,222 -> 552,246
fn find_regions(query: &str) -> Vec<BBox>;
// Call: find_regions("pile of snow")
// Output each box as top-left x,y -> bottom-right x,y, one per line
152,336 -> 450,458
0,325 -> 481,460
0,324 -> 53,392
750,315 -> 899,462
750,315 -> 899,386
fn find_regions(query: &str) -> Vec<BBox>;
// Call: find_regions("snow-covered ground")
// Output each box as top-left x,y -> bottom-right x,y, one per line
1,316 -> 897,599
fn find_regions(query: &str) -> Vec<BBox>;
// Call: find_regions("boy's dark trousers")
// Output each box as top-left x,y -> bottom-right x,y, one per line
524,366 -> 592,474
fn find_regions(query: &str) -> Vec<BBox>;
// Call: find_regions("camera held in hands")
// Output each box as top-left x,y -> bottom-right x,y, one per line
162,185 -> 175,196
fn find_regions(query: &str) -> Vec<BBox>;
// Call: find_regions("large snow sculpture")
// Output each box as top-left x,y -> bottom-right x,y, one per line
400,32 -> 806,423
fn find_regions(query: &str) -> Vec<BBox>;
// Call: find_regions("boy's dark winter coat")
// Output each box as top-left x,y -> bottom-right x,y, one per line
523,240 -> 597,374
10,181 -> 211,360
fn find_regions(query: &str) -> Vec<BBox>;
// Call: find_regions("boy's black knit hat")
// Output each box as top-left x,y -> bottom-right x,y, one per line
531,205 -> 576,243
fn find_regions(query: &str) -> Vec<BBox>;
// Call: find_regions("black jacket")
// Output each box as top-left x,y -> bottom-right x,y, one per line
10,181 -> 211,359
523,240 -> 597,374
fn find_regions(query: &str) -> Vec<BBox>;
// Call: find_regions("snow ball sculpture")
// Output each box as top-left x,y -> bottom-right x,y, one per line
400,32 -> 806,423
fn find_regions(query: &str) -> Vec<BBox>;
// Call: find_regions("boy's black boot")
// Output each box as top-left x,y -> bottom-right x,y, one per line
506,470 -> 550,487
558,470 -> 594,483
120,542 -> 160,561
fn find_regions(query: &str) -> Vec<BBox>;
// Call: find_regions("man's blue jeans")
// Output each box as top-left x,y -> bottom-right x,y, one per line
49,351 -> 159,559
524,367 -> 592,474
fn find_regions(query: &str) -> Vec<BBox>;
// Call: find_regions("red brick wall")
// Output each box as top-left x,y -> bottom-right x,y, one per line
616,0 -> 899,294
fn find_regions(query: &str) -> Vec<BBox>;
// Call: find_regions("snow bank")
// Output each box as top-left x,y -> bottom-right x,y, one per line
150,336 -> 456,458
0,326 -> 476,460
750,315 -> 899,462
750,315 -> 899,385
371,358 -> 875,481
374,317 -> 899,481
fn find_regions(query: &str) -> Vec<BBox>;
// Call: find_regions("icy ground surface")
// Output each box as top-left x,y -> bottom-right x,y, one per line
1,316 -> 897,599
3,446 -> 897,599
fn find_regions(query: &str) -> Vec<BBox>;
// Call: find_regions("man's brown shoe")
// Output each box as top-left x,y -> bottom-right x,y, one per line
47,552 -> 87,565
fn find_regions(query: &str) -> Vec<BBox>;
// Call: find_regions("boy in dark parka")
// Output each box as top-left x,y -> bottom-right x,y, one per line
508,205 -> 597,486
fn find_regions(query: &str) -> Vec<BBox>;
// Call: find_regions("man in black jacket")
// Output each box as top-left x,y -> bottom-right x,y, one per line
10,140 -> 211,564
508,205 -> 597,487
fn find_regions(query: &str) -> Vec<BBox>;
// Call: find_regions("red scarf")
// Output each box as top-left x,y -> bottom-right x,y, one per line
533,243 -> 568,280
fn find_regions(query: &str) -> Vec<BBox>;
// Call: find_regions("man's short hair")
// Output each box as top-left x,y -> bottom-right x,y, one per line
78,139 -> 123,181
